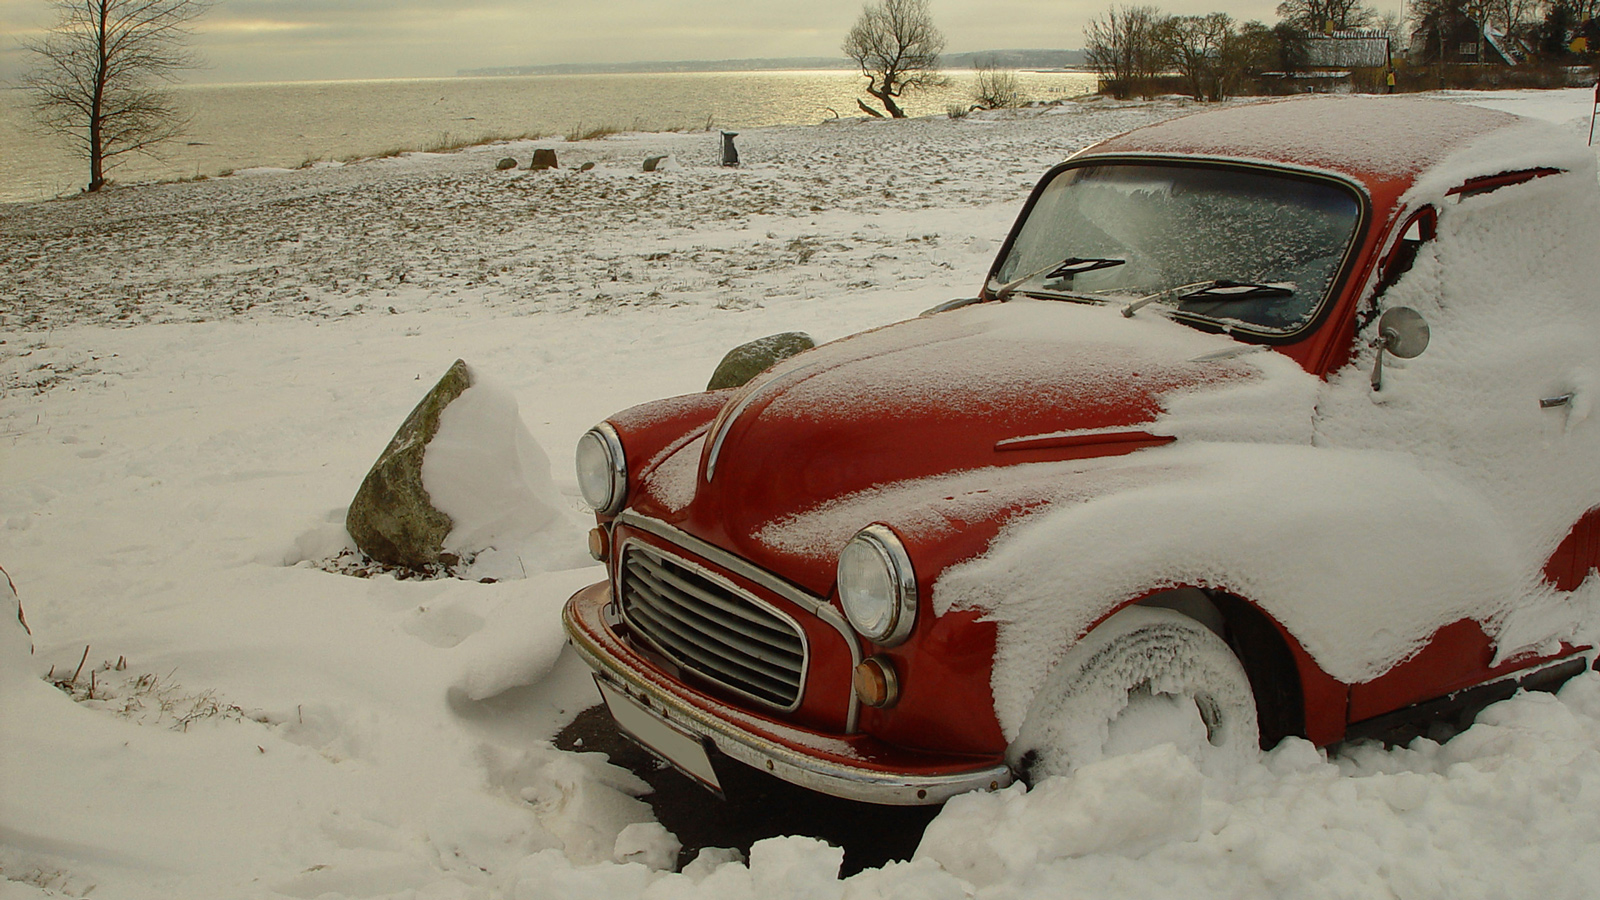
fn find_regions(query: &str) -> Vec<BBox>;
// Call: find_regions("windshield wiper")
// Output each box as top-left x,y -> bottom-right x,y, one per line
1047,256 -> 1126,278
994,255 -> 1126,302
1178,280 -> 1295,302
1122,280 -> 1294,318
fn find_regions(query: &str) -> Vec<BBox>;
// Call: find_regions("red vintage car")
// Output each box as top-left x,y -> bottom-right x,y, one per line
563,95 -> 1600,804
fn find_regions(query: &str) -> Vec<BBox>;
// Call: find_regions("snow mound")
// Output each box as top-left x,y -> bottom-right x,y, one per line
421,376 -> 587,580
918,744 -> 1205,886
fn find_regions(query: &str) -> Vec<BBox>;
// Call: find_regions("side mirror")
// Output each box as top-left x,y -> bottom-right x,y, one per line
1370,307 -> 1430,391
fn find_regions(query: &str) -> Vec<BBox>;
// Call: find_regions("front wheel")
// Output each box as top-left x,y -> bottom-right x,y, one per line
1008,606 -> 1260,781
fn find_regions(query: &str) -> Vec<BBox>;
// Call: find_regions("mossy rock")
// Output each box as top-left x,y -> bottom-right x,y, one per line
346,359 -> 472,570
706,332 -> 816,390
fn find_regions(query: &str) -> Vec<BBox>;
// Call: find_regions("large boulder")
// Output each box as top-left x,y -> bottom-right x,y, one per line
706,332 -> 816,390
346,359 -> 473,570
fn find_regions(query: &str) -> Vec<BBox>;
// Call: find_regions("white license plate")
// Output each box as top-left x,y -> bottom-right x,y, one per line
596,678 -> 722,791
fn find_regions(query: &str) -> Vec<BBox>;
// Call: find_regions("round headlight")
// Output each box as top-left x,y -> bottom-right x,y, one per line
575,423 -> 627,515
836,525 -> 917,646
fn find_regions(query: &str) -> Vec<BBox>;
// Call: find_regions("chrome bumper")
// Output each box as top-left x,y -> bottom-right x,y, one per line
563,580 -> 1013,806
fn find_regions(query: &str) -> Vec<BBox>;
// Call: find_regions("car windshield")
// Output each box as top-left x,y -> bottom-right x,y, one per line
989,163 -> 1363,334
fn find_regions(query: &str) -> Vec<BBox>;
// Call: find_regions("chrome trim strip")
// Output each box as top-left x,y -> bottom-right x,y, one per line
618,537 -> 808,713
617,511 -> 824,614
566,593 -> 1013,806
704,358 -> 828,482
615,510 -> 864,732
579,422 -> 629,515
995,425 -> 1161,449
840,525 -> 919,647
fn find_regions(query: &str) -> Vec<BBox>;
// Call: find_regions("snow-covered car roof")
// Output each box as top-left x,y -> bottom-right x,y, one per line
1076,95 -> 1592,203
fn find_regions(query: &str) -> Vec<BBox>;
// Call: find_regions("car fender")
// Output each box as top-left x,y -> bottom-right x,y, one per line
930,440 -> 1525,743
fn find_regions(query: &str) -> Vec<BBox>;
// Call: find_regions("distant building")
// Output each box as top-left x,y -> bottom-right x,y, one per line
1304,32 -> 1392,69
1409,15 -> 1520,65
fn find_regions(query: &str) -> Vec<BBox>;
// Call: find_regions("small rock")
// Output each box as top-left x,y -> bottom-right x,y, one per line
579,161 -> 596,172
495,157 -> 518,171
643,155 -> 669,172
529,148 -> 559,170
707,332 -> 816,390
346,360 -> 473,570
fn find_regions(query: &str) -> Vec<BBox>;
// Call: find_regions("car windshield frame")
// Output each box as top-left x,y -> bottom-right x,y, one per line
985,157 -> 1370,343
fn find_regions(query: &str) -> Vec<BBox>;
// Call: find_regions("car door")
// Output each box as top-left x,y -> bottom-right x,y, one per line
1311,168 -> 1600,725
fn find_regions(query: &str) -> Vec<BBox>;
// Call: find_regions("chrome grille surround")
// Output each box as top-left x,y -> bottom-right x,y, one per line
617,539 -> 808,711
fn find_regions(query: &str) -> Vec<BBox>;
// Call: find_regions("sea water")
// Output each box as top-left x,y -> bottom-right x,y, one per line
0,69 -> 1099,204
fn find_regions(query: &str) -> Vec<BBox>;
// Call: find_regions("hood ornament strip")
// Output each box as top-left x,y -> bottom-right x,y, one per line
705,359 -> 829,483
995,429 -> 1172,453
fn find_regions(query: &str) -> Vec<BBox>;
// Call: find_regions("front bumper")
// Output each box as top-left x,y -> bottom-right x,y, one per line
563,580 -> 1013,806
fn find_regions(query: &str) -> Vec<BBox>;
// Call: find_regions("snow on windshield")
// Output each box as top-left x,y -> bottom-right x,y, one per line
993,163 -> 1361,334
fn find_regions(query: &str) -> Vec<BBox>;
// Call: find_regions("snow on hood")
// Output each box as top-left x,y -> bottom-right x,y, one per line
735,301 -> 1318,570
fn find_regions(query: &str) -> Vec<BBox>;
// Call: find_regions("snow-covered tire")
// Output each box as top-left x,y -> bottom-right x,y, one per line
1008,606 -> 1259,780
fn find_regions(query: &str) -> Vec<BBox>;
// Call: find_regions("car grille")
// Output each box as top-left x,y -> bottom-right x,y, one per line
619,543 -> 806,709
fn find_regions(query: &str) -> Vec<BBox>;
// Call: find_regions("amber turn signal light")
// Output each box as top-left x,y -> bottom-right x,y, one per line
853,655 -> 899,709
587,526 -> 610,561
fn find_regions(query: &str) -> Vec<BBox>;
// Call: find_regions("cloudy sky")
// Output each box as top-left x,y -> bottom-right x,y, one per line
1,0 -> 1299,85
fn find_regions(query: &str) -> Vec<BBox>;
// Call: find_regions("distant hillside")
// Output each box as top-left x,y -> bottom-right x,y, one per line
943,49 -> 1087,69
458,49 -> 1086,78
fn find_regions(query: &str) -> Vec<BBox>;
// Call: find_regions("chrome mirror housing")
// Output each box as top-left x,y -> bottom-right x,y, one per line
1371,306 -> 1430,391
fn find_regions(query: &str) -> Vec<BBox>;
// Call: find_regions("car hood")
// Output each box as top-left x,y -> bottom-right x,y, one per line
636,300 -> 1302,592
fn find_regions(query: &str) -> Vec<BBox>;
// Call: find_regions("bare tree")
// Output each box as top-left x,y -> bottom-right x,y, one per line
1481,0 -> 1539,33
1409,0 -> 1495,26
1276,0 -> 1378,32
1084,5 -> 1172,99
842,0 -> 946,118
1161,13 -> 1237,100
22,0 -> 212,193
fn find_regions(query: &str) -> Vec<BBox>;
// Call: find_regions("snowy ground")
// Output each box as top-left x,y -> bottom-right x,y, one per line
4,90 -> 1600,900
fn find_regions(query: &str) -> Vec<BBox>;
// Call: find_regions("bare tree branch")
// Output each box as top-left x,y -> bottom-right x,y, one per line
21,0 -> 212,193
1276,0 -> 1379,32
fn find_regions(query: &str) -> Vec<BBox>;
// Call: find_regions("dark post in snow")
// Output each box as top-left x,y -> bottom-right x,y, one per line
721,131 -> 740,167
1589,82 -> 1598,147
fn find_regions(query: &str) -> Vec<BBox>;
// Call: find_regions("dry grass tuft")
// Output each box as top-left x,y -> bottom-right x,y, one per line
48,647 -> 256,731
565,123 -> 622,142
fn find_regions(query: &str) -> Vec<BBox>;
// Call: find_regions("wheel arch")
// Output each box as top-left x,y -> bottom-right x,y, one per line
1129,586 -> 1346,749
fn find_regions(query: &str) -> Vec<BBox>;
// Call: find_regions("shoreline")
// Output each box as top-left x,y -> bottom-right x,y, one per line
0,99 -> 1191,335
0,70 -> 1104,205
